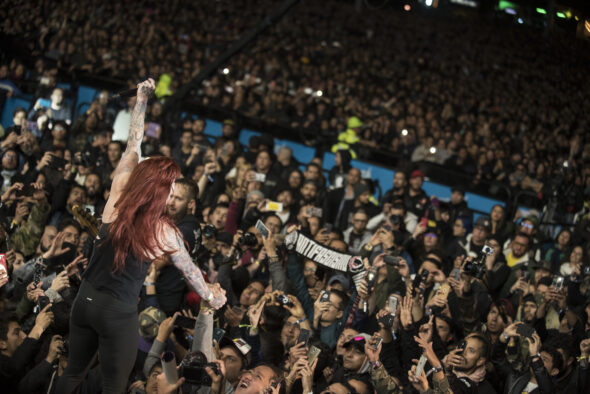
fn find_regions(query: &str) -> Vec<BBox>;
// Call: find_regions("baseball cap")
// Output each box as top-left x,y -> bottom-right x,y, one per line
216,231 -> 233,246
138,307 -> 166,339
474,216 -> 491,232
219,336 -> 252,366
410,170 -> 425,179
327,273 -> 351,292
343,333 -> 371,352
531,260 -> 552,272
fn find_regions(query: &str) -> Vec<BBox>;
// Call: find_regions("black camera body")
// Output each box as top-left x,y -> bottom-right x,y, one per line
412,270 -> 429,297
238,232 -> 257,246
463,260 -> 486,279
74,150 -> 95,167
378,314 -> 394,327
202,224 -> 217,239
180,362 -> 220,386
58,339 -> 69,356
276,294 -> 293,307
383,255 -> 401,267
365,267 -> 378,291
464,244 -> 494,279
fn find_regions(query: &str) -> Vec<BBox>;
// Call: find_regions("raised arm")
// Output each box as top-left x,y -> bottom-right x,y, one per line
163,226 -> 227,309
103,79 -> 155,222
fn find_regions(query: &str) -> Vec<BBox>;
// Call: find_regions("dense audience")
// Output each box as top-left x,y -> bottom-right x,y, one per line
0,0 -> 590,393
1,0 -> 590,205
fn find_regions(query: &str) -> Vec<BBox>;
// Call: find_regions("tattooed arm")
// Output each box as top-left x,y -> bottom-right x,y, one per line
163,225 -> 227,309
103,78 -> 155,222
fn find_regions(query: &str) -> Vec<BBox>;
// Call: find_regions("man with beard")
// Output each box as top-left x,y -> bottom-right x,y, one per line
11,224 -> 57,295
381,171 -> 407,205
98,141 -> 123,184
444,333 -> 496,393
49,183 -> 86,227
519,294 -> 538,324
151,178 -> 200,315
299,180 -> 319,207
83,172 -> 105,215
404,170 -> 429,218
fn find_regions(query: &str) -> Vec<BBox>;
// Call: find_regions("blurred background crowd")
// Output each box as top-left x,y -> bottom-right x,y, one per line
0,0 -> 590,393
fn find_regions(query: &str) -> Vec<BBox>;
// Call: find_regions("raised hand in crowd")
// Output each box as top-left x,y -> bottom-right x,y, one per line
26,280 -> 44,303
41,231 -> 71,260
45,334 -> 64,364
50,270 -> 70,293
29,303 -> 54,340
1,182 -> 23,204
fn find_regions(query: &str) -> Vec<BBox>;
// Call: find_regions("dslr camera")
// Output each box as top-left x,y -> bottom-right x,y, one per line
238,232 -> 257,247
202,224 -> 217,239
464,244 -> 493,279
276,294 -> 293,307
180,362 -> 220,386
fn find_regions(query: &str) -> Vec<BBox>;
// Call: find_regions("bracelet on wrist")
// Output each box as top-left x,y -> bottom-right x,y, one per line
144,281 -> 155,287
294,317 -> 307,325
200,305 -> 214,314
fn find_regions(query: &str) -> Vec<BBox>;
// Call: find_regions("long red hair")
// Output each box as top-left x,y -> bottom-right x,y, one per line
108,156 -> 180,272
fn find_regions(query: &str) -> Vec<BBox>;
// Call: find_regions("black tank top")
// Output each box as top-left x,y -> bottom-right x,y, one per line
83,223 -> 149,305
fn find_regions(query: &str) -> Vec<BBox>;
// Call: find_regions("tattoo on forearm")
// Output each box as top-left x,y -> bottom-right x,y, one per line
169,232 -> 212,299
127,100 -> 147,151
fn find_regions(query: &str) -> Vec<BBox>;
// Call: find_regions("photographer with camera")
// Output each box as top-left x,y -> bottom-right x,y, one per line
17,334 -> 69,393
493,323 -> 555,394
0,304 -> 53,392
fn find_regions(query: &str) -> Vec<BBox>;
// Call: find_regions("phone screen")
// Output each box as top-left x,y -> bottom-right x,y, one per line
388,295 -> 398,315
266,201 -> 283,212
516,324 -> 534,339
175,315 -> 196,329
38,98 -> 51,108
415,354 -> 428,377
255,219 -> 269,238
146,122 -> 161,138
297,329 -> 311,346
213,327 -> 226,343
0,254 -> 7,274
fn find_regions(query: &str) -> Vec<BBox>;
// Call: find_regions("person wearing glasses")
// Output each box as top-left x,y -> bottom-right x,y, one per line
343,209 -> 372,255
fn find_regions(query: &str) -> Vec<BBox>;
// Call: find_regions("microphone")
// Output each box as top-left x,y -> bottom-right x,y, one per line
111,88 -> 138,99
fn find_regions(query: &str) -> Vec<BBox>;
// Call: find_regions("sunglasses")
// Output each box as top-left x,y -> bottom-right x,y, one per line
424,233 -> 437,238
521,223 -> 534,230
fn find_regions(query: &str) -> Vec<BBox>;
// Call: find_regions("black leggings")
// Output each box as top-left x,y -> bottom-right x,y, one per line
55,280 -> 138,394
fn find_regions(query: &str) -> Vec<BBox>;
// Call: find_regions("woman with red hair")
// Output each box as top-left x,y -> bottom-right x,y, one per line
56,79 -> 226,394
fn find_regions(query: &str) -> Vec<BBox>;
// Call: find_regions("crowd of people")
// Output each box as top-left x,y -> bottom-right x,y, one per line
1,0 -> 590,206
1,0 -> 590,393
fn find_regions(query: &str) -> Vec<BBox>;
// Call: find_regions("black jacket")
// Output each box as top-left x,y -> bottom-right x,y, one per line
0,337 -> 41,393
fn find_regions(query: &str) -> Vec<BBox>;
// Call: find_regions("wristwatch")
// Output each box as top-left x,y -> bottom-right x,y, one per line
426,365 -> 443,377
